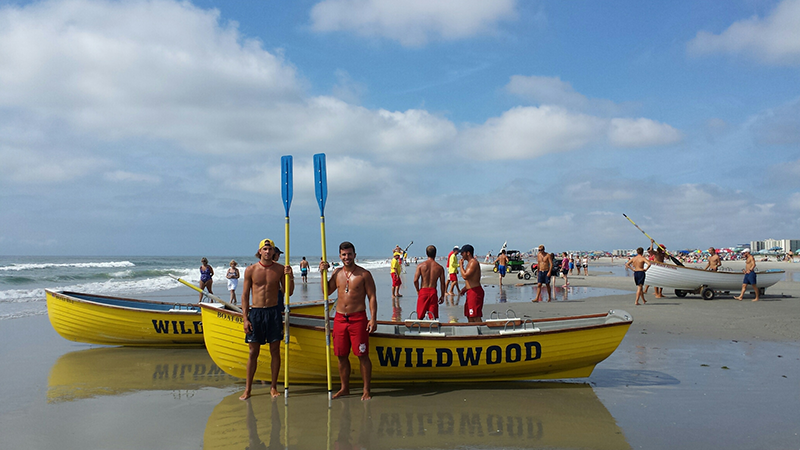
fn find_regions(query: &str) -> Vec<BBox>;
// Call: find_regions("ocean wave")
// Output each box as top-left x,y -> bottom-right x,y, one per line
0,261 -> 136,271
0,309 -> 48,320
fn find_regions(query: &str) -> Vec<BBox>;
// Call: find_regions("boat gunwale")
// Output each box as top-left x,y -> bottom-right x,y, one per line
47,289 -> 201,315
649,261 -> 785,276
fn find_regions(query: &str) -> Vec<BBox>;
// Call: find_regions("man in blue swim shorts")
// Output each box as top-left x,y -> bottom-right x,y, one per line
239,238 -> 295,400
495,250 -> 508,286
734,248 -> 759,301
300,257 -> 310,284
534,245 -> 553,302
625,247 -> 650,305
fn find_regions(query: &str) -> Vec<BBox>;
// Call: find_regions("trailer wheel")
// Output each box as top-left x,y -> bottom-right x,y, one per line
523,272 -> 531,280
517,272 -> 524,279
702,288 -> 715,300
675,290 -> 687,298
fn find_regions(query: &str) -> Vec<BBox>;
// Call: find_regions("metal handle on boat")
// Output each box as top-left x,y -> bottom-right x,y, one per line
490,311 -> 499,320
506,309 -> 517,319
503,320 -> 516,333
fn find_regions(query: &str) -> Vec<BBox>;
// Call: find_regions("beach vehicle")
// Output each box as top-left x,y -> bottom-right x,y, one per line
494,250 -> 532,279
643,262 -> 785,300
200,302 -> 632,383
46,290 -> 331,347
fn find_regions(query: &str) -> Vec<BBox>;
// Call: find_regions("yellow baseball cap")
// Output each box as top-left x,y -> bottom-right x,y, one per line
258,238 -> 275,250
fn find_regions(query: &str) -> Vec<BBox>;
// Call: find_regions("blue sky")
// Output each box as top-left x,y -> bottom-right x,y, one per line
1,0 -> 799,257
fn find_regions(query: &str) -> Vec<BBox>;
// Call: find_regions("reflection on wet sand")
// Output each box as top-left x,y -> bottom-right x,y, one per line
47,347 -> 239,402
204,383 -> 630,449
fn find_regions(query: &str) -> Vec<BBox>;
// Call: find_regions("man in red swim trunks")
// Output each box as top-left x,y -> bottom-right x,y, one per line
320,241 -> 378,400
413,245 -> 446,320
458,244 -> 484,322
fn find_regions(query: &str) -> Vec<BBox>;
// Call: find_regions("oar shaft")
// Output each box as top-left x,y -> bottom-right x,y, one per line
320,216 -> 333,398
169,274 -> 242,312
284,215 -> 291,399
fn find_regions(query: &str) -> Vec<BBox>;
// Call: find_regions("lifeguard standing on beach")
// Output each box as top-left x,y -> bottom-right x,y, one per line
391,252 -> 403,298
413,245 -> 446,319
458,244 -> 483,322
446,246 -> 460,300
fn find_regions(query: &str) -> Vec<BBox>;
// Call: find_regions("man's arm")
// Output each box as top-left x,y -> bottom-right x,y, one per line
280,264 -> 295,297
364,272 -> 378,332
438,268 -> 446,303
241,267 -> 252,333
413,265 -> 421,293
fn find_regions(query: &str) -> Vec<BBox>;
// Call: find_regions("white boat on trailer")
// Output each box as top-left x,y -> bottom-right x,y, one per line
644,262 -> 784,300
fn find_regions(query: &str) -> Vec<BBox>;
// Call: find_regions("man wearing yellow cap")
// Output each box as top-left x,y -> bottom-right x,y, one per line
391,252 -> 403,298
239,238 -> 295,400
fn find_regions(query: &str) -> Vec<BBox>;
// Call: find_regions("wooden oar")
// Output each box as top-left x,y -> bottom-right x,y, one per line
313,153 -> 333,405
281,155 -> 293,401
168,274 -> 242,312
622,214 -> 684,266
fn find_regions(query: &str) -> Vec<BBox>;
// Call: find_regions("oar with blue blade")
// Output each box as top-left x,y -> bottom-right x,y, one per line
314,153 -> 334,405
281,155 -> 293,401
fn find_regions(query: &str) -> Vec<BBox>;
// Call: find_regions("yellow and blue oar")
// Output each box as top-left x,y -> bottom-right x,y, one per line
313,153 -> 333,405
281,155 -> 293,400
622,213 -> 684,266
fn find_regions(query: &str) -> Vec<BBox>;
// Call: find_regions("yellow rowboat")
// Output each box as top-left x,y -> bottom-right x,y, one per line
201,302 -> 632,383
47,347 -> 239,403
46,290 -> 332,348
203,383 -> 630,450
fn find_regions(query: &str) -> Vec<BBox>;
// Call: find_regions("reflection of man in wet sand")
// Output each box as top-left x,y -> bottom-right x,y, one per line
240,239 -> 294,400
704,248 -> 721,271
625,247 -> 650,305
534,245 -> 553,302
320,241 -> 378,400
413,245 -> 445,319
458,244 -> 483,322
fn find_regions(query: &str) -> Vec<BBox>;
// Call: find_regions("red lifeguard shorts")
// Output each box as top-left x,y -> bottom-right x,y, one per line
449,273 -> 457,282
391,272 -> 402,287
464,286 -> 485,319
416,287 -> 439,320
333,311 -> 369,357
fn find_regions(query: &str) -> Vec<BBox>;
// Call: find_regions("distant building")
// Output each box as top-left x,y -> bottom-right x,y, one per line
750,239 -> 800,253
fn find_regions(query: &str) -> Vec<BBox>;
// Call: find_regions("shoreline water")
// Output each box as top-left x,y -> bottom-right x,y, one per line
1,256 -> 800,449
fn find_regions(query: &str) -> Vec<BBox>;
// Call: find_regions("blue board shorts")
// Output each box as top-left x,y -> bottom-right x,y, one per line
498,265 -> 506,276
245,305 -> 283,345
634,271 -> 646,286
743,272 -> 757,285
537,270 -> 550,284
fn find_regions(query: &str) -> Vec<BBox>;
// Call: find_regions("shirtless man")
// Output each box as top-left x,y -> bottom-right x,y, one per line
647,240 -> 666,298
299,257 -> 310,283
704,248 -> 722,272
625,247 -> 650,305
734,248 -> 759,301
445,246 -> 460,300
320,242 -> 378,400
458,244 -> 483,322
494,250 -> 509,286
413,245 -> 446,319
239,239 -> 295,400
533,245 -> 553,302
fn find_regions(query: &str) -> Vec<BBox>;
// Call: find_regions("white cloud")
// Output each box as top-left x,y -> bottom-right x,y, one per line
103,170 -> 161,184
1,146 -> 108,184
748,97 -> 800,145
458,106 -> 681,160
608,118 -> 683,148
688,0 -> 800,65
505,75 -> 623,115
309,0 -> 517,46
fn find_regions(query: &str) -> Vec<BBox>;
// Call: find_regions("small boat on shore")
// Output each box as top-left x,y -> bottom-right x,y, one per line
200,302 -> 632,383
644,262 -> 784,299
46,290 -> 332,347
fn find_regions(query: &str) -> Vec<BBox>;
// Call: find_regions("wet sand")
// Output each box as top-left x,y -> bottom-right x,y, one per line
1,261 -> 799,449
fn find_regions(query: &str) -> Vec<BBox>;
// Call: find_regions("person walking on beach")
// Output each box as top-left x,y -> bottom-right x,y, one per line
560,252 -> 570,286
391,252 -> 403,298
582,254 -> 589,276
704,248 -> 722,272
534,245 -> 553,302
199,257 -> 214,302
413,245 -> 445,319
226,260 -> 240,304
625,247 -> 650,305
300,257 -> 310,284
446,246 -> 460,300
458,244 -> 484,322
239,239 -> 295,400
495,250 -> 509,286
735,248 -> 759,301
320,241 -> 378,400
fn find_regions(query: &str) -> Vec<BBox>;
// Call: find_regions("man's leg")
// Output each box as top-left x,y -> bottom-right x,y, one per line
546,282 -> 552,301
753,284 -> 759,301
534,283 -> 542,302
240,342 -> 261,400
268,340 -> 281,397
357,355 -> 372,400
735,284 -> 746,300
333,355 -> 351,399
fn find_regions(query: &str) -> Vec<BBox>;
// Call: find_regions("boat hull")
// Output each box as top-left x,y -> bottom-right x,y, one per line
644,263 -> 784,291
200,303 -> 632,383
47,290 -> 205,347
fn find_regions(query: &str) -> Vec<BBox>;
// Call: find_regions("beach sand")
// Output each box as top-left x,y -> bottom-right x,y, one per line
1,260 -> 799,449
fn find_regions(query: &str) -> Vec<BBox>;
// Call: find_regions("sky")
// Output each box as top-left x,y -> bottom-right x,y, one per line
1,0 -> 799,257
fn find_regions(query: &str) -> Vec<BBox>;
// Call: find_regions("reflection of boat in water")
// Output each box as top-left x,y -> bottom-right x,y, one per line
203,384 -> 630,450
644,262 -> 784,299
201,302 -> 632,383
47,347 -> 239,402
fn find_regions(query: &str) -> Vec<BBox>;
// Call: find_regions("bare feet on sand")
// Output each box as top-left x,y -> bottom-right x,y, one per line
734,297 -> 743,301
270,387 -> 281,398
361,391 -> 372,400
332,388 -> 349,399
239,391 -> 251,400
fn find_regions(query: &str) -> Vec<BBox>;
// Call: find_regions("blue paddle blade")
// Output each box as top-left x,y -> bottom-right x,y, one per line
281,155 -> 293,216
313,153 -> 327,215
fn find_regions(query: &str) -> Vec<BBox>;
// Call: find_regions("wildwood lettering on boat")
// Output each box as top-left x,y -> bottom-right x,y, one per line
375,342 -> 541,367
